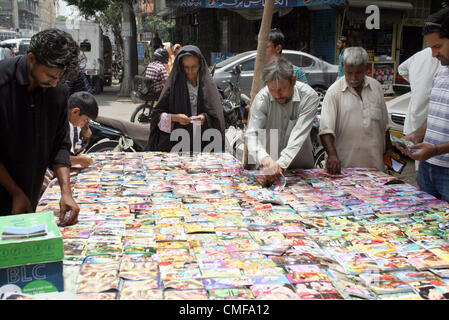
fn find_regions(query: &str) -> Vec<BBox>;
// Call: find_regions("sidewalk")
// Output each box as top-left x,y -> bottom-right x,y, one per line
95,82 -> 140,122
388,157 -> 418,187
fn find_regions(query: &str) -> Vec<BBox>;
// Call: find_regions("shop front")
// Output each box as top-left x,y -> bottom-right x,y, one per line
337,1 -> 413,94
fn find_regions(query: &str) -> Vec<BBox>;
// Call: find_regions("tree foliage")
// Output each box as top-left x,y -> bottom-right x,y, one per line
64,0 -> 110,18
142,15 -> 175,43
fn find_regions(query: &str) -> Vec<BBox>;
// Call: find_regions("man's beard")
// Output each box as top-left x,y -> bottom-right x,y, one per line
30,64 -> 51,88
437,54 -> 449,66
348,80 -> 363,88
275,96 -> 292,105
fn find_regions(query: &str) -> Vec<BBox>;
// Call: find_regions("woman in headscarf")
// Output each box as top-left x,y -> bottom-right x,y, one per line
146,45 -> 225,153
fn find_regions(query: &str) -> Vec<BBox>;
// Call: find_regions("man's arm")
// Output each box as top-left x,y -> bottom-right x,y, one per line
50,90 -> 78,225
404,120 -> 427,144
52,164 -> 79,226
276,90 -> 319,170
408,141 -> 449,162
397,56 -> 411,82
320,134 -> 341,175
318,86 -> 341,174
406,119 -> 448,161
244,92 -> 270,167
397,120 -> 434,161
70,154 -> 93,169
0,163 -> 32,214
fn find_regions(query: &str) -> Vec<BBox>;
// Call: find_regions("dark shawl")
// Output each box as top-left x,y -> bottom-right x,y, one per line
146,45 -> 225,152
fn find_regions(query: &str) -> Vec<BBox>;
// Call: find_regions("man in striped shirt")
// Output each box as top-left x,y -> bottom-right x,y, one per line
400,7 -> 449,201
66,70 -> 93,96
145,48 -> 169,94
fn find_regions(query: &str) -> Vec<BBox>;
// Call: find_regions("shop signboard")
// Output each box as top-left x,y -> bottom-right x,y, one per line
167,0 -> 347,8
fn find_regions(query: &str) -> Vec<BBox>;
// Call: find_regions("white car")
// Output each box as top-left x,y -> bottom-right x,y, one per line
386,91 -> 410,134
0,38 -> 30,55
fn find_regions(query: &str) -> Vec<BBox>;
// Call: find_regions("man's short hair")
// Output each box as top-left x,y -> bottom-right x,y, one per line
68,91 -> 99,120
423,7 -> 449,39
343,47 -> 369,68
269,28 -> 285,49
28,28 -> 80,81
262,56 -> 294,84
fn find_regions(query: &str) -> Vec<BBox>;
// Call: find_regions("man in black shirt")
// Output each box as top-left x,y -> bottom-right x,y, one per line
0,29 -> 80,226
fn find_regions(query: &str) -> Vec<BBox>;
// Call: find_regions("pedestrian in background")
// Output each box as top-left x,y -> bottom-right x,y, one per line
266,29 -> 308,84
337,36 -> 347,80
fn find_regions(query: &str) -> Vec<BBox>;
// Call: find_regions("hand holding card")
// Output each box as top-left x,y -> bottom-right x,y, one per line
190,114 -> 205,125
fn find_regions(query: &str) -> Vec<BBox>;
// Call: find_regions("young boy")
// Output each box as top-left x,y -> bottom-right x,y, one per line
68,91 -> 99,168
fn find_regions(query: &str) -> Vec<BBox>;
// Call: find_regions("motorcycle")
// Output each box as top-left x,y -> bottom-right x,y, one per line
212,64 -> 250,159
130,75 -> 160,124
311,106 -> 326,168
82,116 -> 150,153
221,65 -> 250,130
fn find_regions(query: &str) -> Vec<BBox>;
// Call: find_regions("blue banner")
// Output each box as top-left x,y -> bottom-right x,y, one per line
211,52 -> 239,64
167,0 -> 347,8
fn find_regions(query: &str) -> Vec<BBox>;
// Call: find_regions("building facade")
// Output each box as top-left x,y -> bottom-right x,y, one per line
0,0 -> 55,37
154,0 -> 443,66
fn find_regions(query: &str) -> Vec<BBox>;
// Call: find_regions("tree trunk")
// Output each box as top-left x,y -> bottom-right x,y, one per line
243,0 -> 275,169
119,0 -> 138,98
249,1 -> 275,103
112,24 -> 124,61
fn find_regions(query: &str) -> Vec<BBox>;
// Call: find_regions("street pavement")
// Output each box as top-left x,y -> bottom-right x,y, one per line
95,80 -> 418,187
95,81 -> 140,122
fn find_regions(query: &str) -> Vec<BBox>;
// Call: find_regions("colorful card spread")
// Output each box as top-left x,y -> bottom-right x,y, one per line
295,281 -> 343,300
163,289 -> 208,300
208,288 -> 254,299
37,152 -> 449,300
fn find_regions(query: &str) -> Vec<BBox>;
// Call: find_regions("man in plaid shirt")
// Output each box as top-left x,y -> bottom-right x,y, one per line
145,48 -> 169,94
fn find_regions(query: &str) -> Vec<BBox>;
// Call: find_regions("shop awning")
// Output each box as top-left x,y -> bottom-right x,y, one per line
347,0 -> 413,10
166,0 -> 348,9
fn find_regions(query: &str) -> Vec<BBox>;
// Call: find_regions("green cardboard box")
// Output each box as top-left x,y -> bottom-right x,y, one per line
0,211 -> 63,269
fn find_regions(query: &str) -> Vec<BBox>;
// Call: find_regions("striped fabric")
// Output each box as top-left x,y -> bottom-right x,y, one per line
66,70 -> 93,96
145,60 -> 168,93
424,66 -> 449,168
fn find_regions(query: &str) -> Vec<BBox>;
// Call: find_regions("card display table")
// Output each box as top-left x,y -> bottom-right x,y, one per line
36,152 -> 449,300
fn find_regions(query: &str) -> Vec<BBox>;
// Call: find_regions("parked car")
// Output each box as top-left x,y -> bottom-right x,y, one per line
0,38 -> 30,56
386,90 -> 410,134
212,50 -> 338,100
